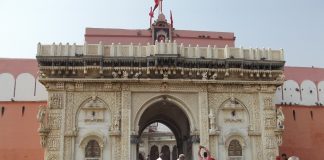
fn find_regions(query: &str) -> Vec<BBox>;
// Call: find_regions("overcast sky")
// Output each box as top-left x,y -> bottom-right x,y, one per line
0,0 -> 323,67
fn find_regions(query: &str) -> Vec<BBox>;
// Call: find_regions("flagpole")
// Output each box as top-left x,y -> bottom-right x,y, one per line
149,7 -> 153,28
170,10 -> 173,29
159,0 -> 163,14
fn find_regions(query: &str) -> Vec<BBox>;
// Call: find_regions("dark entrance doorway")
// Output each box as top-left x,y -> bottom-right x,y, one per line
137,98 -> 192,160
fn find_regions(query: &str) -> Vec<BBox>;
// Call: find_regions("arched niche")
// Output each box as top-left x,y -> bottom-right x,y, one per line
78,132 -> 106,160
282,80 -> 301,105
300,80 -> 318,105
74,96 -> 112,160
318,81 -> 324,105
216,97 -> 250,130
149,145 -> 159,160
76,96 -> 112,128
0,73 -> 15,101
15,73 -> 36,101
161,145 -> 171,160
224,131 -> 248,160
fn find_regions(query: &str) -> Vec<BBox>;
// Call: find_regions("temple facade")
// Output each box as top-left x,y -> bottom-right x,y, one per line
2,61 -> 324,160
34,11 -> 286,160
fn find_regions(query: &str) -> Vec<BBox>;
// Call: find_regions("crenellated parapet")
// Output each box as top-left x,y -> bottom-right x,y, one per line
37,41 -> 284,61
37,41 -> 285,83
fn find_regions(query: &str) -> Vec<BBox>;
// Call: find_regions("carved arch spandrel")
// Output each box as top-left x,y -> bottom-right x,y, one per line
74,95 -> 112,128
215,97 -> 252,127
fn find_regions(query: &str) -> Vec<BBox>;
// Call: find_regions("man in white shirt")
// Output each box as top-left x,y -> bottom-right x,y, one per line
177,154 -> 185,160
157,153 -> 163,160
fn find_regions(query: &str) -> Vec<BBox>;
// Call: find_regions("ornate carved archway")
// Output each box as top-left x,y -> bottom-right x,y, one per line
137,96 -> 194,159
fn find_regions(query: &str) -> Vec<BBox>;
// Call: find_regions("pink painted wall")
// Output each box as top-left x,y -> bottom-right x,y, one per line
0,102 -> 46,160
85,28 -> 235,47
279,106 -> 324,160
0,58 -> 38,78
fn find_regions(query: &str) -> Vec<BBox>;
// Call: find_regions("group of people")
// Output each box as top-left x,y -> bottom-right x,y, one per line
276,153 -> 300,160
151,148 -> 300,160
154,145 -> 216,160
150,148 -> 300,160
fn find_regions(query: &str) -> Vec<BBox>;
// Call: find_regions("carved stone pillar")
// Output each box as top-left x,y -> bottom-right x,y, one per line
121,85 -> 131,160
209,132 -> 220,159
109,134 -> 121,160
191,135 -> 200,160
261,95 -> 278,160
199,88 -> 209,146
248,131 -> 262,160
64,129 -> 77,160
63,92 -> 74,160
130,135 -> 140,160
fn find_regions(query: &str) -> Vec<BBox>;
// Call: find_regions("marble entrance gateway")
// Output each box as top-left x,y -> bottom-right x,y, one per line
36,6 -> 285,160
36,40 -> 285,160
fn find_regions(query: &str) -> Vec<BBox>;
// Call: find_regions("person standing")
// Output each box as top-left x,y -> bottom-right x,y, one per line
198,145 -> 215,160
157,153 -> 163,160
281,153 -> 288,160
177,154 -> 185,160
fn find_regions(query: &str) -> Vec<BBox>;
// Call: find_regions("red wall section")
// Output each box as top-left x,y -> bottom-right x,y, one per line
0,58 -> 38,78
0,102 -> 46,160
280,106 -> 324,160
85,28 -> 235,47
284,66 -> 324,84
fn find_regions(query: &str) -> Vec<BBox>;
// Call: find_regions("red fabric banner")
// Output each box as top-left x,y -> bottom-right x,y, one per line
153,0 -> 159,12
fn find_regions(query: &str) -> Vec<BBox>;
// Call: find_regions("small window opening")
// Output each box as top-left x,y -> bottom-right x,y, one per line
92,111 -> 96,117
293,110 -> 296,121
1,107 -> 4,117
228,139 -> 242,156
310,111 -> 313,120
22,106 -> 25,116
231,110 -> 236,117
85,140 -> 101,158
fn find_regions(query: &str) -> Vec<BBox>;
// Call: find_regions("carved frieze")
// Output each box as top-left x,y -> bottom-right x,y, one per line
49,93 -> 63,109
46,152 -> 59,160
264,118 -> 276,129
48,113 -> 62,130
75,82 -> 84,90
265,135 -> 277,149
65,92 -> 74,134
263,96 -> 274,110
56,82 -> 64,90
47,136 -> 60,151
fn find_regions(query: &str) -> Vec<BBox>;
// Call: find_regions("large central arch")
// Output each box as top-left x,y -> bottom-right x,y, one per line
136,95 -> 193,159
